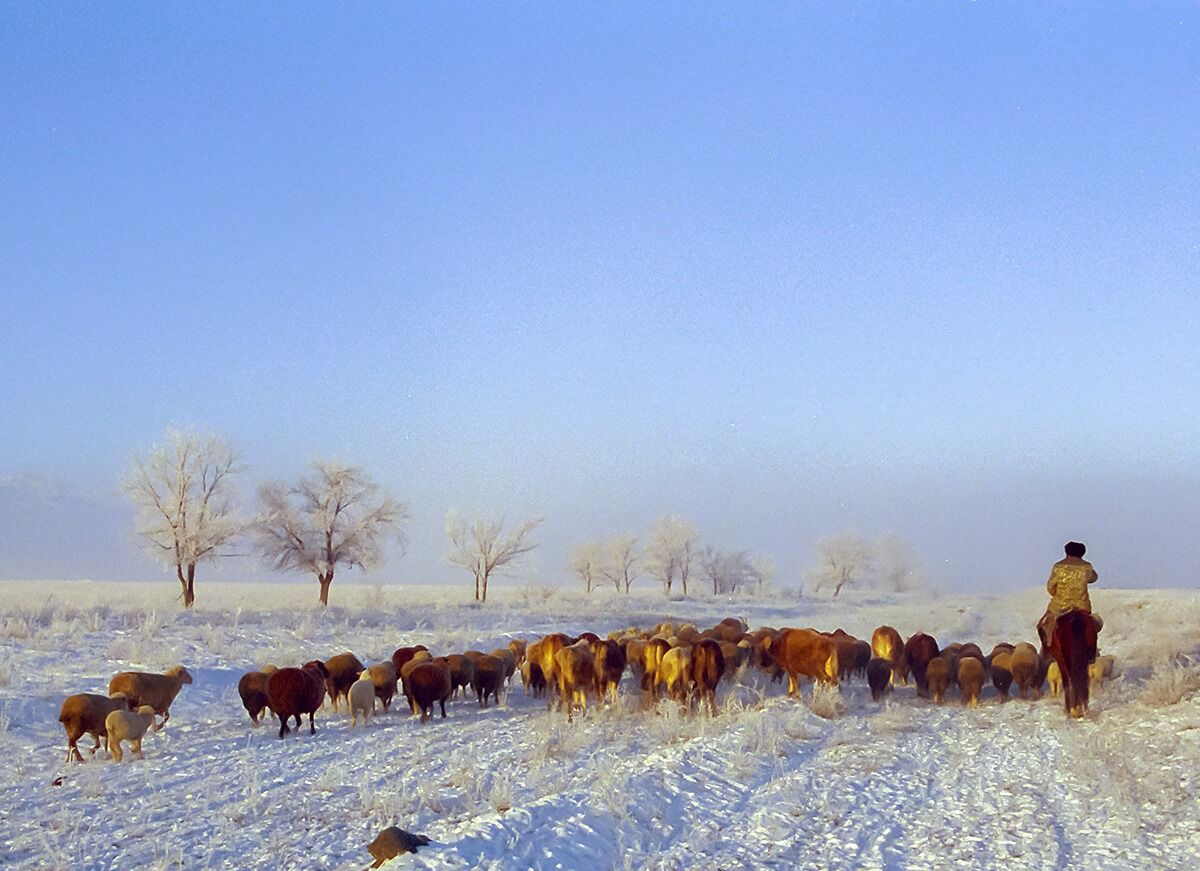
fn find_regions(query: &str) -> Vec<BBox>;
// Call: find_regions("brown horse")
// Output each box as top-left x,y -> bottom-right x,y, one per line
1048,610 -> 1100,718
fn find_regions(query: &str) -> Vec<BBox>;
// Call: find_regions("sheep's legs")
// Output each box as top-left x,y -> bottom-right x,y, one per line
308,712 -> 316,734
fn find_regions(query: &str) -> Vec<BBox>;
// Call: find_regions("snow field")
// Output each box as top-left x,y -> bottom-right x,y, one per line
0,581 -> 1197,870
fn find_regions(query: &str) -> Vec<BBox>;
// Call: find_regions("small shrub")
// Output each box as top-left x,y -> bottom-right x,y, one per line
807,683 -> 847,720
1138,657 -> 1200,707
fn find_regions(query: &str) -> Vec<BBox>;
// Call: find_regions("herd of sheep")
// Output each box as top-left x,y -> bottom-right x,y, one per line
56,618 -> 1118,763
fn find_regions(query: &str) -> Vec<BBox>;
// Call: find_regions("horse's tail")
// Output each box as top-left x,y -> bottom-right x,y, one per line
1059,611 -> 1092,713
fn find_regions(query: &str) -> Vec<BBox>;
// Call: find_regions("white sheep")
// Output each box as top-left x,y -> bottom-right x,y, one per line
348,671 -> 376,726
105,705 -> 160,762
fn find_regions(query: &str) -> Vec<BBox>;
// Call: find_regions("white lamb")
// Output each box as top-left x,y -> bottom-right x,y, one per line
105,705 -> 160,762
348,671 -> 376,727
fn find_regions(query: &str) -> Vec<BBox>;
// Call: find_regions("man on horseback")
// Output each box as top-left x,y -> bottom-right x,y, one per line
1037,541 -> 1102,659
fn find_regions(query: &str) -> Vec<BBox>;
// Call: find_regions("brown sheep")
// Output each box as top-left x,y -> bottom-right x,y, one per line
991,651 -> 1013,700
734,639 -> 754,673
535,633 -> 570,707
691,640 -> 724,715
507,638 -> 528,666
989,642 -> 1014,660
904,633 -> 940,697
641,637 -> 672,702
108,665 -> 193,725
591,639 -> 626,705
1089,655 -> 1115,688
774,629 -> 838,696
489,648 -> 518,684
871,626 -> 907,685
554,641 -> 595,722
1009,642 -> 1042,699
957,656 -> 986,707
866,658 -> 892,702
1047,660 -> 1063,697
622,637 -> 647,681
716,641 -> 740,682
406,661 -> 453,722
714,623 -> 744,644
577,632 -> 602,646
367,662 -> 398,711
1035,650 -> 1050,693
470,654 -> 506,708
520,660 -> 546,697
926,656 -> 950,703
267,660 -> 329,739
446,654 -> 476,699
390,645 -> 428,676
324,653 -> 366,711
675,623 -> 700,644
830,635 -> 861,682
754,631 -> 786,683
399,658 -> 427,713
958,643 -> 984,661
238,671 -> 273,725
58,693 -> 131,763
657,646 -> 693,703
852,640 -> 872,677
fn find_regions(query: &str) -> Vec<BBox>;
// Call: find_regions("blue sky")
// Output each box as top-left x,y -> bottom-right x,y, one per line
2,4 -> 1198,592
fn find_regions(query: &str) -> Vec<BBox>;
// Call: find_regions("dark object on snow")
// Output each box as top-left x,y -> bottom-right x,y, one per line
367,826 -> 431,867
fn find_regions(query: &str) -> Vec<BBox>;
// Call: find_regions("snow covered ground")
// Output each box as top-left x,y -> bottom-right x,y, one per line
0,580 -> 1197,870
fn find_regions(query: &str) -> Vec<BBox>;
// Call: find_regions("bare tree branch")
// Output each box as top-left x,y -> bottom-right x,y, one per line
123,429 -> 244,607
253,460 -> 410,605
445,511 -> 542,603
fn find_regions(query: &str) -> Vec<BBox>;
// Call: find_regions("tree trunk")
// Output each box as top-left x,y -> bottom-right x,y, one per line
177,563 -> 196,608
833,569 -> 849,598
481,572 -> 489,603
319,571 -> 334,606
474,574 -> 480,601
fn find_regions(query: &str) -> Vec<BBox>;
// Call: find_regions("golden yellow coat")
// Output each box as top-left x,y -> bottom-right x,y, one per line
1046,556 -> 1098,616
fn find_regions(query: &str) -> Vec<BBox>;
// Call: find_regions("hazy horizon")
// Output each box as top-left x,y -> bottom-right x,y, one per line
3,5 -> 1198,593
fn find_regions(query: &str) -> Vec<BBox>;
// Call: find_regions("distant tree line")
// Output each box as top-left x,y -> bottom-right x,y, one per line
568,516 -> 775,598
124,428 -> 923,608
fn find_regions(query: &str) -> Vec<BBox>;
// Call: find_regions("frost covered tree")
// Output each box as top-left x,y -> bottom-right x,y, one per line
255,461 -> 409,606
701,547 -> 775,595
807,534 -> 875,598
874,534 -> 926,592
446,512 -> 542,603
123,429 -> 243,608
644,515 -> 699,597
749,556 -> 775,592
805,534 -> 923,597
599,534 -> 638,593
568,540 -> 602,594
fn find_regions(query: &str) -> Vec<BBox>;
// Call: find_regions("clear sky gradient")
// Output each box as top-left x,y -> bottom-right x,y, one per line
2,4 -> 1198,592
